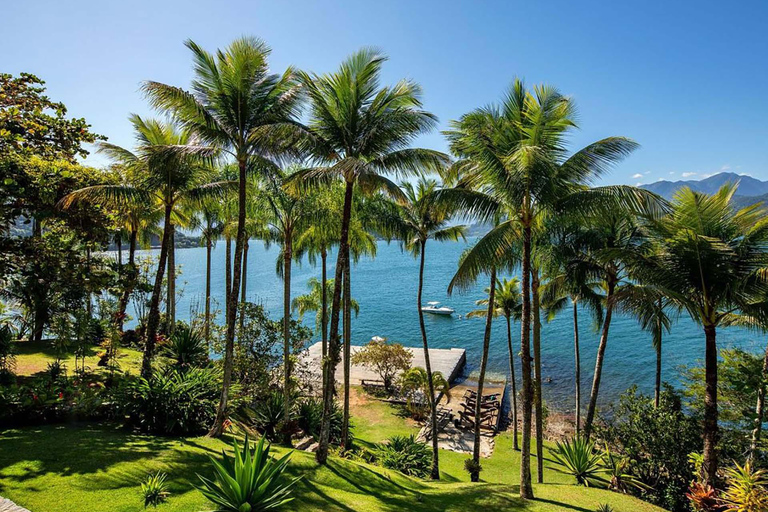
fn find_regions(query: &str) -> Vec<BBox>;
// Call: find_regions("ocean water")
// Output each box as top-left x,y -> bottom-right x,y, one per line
130,238 -> 765,412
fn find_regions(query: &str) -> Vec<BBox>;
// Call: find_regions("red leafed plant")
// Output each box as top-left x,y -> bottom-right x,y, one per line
686,482 -> 723,512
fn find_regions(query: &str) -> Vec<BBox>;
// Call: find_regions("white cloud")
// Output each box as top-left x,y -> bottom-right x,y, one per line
682,172 -> 697,178
644,171 -> 651,175
632,173 -> 643,179
669,171 -> 675,175
739,172 -> 752,177
635,182 -> 643,186
720,164 -> 731,171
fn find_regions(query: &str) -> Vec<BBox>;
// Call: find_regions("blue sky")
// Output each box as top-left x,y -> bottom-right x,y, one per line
4,0 -> 767,185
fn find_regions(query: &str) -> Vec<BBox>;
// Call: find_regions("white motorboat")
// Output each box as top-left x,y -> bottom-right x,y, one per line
421,301 -> 455,316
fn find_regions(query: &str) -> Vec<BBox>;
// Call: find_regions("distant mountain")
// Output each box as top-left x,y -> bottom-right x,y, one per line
639,172 -> 768,199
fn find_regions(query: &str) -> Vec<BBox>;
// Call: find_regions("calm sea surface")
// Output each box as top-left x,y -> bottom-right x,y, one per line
129,238 -> 765,412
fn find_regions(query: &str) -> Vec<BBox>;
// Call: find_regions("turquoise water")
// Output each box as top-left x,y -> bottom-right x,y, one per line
131,238 -> 765,411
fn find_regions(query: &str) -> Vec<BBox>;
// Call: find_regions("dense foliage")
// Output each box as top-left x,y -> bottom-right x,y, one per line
374,435 -> 433,478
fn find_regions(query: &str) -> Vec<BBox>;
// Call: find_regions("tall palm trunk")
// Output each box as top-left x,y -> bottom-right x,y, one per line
572,299 -> 581,435
210,160 -> 247,437
507,315 -> 519,450
417,240 -> 440,479
117,234 -> 123,269
282,233 -> 293,446
167,224 -> 176,332
472,267 -> 496,482
749,336 -> 768,459
321,248 -> 328,388
116,229 -> 138,332
204,237 -> 212,343
702,323 -> 718,486
532,268 -> 544,483
584,279 -> 616,439
142,203 -> 173,379
341,253 -> 352,451
654,297 -> 663,409
225,237 -> 232,325
240,239 -> 249,335
317,180 -> 354,464
519,221 -> 534,499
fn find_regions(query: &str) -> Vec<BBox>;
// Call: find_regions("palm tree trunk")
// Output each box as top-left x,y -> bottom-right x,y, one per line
317,180 -> 354,464
167,224 -> 176,333
532,268 -> 544,483
321,248 -> 328,388
507,315 -> 519,451
116,229 -> 138,332
472,267 -> 496,482
749,337 -> 768,459
702,323 -> 718,486
142,203 -> 173,380
520,222 -> 534,499
210,160 -> 247,437
282,234 -> 293,446
417,240 -> 440,480
584,279 -> 616,439
239,239 -> 249,335
117,233 -> 122,270
655,297 -> 662,409
204,238 -> 212,343
224,237 -> 232,324
341,254 -> 352,451
573,299 -> 581,436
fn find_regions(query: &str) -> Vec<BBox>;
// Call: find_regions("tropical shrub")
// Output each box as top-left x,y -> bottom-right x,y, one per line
686,482 -> 720,512
464,458 -> 482,480
597,385 -> 700,511
351,337 -> 412,392
374,435 -> 432,478
195,435 -> 299,511
720,462 -> 768,512
141,472 -> 170,508
118,368 -> 222,435
399,367 -> 450,420
550,436 -> 605,487
596,505 -> 614,512
602,446 -> 648,493
161,323 -> 208,370
0,323 -> 17,384
296,396 -> 347,445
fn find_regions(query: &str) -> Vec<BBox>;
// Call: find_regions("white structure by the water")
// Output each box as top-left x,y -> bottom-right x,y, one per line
300,341 -> 466,385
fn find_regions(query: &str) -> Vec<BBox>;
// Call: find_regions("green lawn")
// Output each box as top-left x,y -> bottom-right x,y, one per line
0,387 -> 666,512
12,338 -> 143,377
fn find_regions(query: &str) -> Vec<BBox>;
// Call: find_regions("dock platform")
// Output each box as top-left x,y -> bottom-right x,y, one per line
300,341 -> 466,386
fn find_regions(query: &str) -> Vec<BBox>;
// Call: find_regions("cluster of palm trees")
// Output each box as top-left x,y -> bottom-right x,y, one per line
63,36 -> 768,501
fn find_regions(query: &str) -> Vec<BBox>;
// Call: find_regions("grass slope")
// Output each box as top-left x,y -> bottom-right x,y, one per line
0,388 -> 665,512
12,339 -> 143,377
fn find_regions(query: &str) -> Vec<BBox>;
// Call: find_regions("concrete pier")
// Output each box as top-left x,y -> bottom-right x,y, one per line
300,341 -> 466,385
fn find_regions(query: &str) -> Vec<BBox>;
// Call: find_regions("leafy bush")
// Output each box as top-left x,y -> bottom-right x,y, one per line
685,482 -> 719,512
296,396 -> 347,445
550,436 -> 605,487
141,472 -> 170,508
195,434 -> 299,511
351,337 -> 412,392
596,505 -> 614,512
374,435 -> 431,477
597,385 -> 700,511
118,368 -> 221,435
0,323 -> 17,383
161,324 -> 208,370
464,458 -> 482,479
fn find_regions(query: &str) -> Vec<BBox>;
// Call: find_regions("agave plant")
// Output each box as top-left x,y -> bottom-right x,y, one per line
550,436 -> 606,487
141,471 -> 170,508
720,461 -> 768,512
196,434 -> 299,512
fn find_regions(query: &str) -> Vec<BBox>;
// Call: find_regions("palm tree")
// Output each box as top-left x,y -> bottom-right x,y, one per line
467,277 -> 523,450
373,177 -> 465,478
292,49 -> 447,464
627,184 -> 768,485
581,213 -> 648,440
292,277 -> 359,333
144,37 -> 304,437
615,284 -> 677,408
259,167 -> 313,446
540,230 -> 604,436
188,196 -> 224,342
61,115 -> 225,379
444,79 -> 639,497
